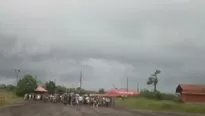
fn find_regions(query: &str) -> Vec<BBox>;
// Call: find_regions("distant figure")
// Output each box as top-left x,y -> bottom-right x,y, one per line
78,95 -> 83,105
29,94 -> 32,100
105,97 -> 110,107
36,94 -> 41,100
24,93 -> 28,100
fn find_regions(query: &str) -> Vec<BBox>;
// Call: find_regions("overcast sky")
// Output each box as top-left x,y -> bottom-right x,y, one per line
0,0 -> 205,92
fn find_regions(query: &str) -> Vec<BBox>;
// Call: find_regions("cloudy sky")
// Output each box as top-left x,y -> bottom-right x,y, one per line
0,0 -> 205,92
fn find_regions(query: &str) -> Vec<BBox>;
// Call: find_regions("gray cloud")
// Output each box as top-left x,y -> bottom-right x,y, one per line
0,0 -> 205,92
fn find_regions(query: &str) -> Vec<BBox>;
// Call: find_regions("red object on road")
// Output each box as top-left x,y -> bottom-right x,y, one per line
106,88 -> 139,96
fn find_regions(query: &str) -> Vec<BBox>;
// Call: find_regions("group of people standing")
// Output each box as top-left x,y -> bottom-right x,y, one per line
24,92 -> 115,107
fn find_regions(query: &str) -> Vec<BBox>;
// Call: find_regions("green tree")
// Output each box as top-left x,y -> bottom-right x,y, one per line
6,84 -> 16,91
56,85 -> 66,94
16,75 -> 37,96
0,84 -> 6,90
147,69 -> 161,92
45,81 -> 56,94
98,88 -> 105,93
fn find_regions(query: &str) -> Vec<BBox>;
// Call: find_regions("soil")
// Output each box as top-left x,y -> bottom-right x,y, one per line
0,101 -> 203,116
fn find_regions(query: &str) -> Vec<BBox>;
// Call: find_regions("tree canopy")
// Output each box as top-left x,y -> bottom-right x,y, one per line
16,74 -> 37,96
147,69 -> 161,92
55,85 -> 66,94
45,81 -> 56,94
98,88 -> 105,93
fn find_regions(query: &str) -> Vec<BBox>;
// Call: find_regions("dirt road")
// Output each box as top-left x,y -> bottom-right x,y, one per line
0,101 -> 203,116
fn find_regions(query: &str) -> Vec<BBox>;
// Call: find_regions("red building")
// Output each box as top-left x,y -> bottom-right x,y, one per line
106,88 -> 140,96
176,84 -> 205,102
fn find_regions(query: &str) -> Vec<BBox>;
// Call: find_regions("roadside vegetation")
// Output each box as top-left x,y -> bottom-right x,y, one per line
0,74 -> 97,106
117,70 -> 205,113
0,83 -> 19,106
117,90 -> 205,113
0,91 -> 21,106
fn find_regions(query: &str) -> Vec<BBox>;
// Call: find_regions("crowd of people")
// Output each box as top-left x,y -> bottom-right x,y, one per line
24,92 -> 115,107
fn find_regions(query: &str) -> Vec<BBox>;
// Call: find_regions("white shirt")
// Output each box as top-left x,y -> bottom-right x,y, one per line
79,96 -> 83,101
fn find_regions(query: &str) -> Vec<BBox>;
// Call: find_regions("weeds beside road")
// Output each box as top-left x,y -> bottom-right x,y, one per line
0,91 -> 21,106
116,97 -> 205,114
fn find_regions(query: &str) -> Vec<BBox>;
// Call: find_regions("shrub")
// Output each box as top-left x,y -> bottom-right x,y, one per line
138,90 -> 180,102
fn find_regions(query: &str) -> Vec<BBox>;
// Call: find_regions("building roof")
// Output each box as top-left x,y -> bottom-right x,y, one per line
176,84 -> 205,94
34,86 -> 48,92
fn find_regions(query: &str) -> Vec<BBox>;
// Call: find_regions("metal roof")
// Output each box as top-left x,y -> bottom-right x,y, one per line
176,84 -> 205,94
35,86 -> 48,92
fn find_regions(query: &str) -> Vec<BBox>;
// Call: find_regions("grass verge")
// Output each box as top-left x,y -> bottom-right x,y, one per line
116,97 -> 205,114
0,91 -> 21,106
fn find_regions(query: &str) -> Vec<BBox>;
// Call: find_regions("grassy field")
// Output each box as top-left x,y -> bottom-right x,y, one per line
0,91 -> 21,106
116,97 -> 205,114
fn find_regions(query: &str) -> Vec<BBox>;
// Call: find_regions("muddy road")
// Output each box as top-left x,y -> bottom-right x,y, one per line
0,101 -> 203,116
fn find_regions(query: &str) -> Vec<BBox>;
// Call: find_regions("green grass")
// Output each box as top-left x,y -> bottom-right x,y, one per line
116,97 -> 205,113
0,91 -> 21,106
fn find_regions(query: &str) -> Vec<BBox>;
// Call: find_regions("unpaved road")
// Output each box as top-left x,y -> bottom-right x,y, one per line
0,101 -> 203,116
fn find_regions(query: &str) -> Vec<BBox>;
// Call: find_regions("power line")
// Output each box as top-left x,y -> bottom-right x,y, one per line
137,82 -> 139,92
126,77 -> 128,92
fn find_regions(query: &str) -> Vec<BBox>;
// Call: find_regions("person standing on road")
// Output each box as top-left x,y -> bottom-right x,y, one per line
105,97 -> 110,107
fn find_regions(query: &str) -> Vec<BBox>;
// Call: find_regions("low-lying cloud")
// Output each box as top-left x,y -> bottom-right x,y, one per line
0,0 -> 205,92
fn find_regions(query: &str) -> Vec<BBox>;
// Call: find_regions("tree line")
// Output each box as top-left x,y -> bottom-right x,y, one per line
0,69 -> 160,96
1,74 -> 98,96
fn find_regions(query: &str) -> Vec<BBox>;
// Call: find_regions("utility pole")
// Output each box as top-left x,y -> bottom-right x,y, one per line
137,82 -> 139,92
15,69 -> 20,86
80,69 -> 82,89
126,77 -> 128,92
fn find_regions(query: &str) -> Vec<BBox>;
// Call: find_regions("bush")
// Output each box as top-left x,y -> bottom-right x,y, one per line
16,75 -> 37,96
0,91 -> 20,106
138,90 -> 180,102
116,97 -> 205,113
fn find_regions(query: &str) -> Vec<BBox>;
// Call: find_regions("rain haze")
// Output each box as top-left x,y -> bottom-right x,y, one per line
0,0 -> 205,93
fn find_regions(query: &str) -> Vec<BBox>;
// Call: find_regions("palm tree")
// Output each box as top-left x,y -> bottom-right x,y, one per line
147,69 -> 161,92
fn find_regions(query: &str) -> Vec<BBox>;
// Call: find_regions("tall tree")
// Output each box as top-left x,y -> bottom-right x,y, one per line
55,85 -> 66,94
147,70 -> 161,92
98,88 -> 105,93
45,81 -> 56,94
0,84 -> 6,89
6,84 -> 16,91
16,75 -> 37,96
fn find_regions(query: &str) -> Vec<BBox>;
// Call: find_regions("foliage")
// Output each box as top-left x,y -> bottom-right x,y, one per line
0,91 -> 21,106
147,69 -> 161,92
6,84 -> 16,91
15,75 -> 37,96
54,85 -> 97,94
0,84 -> 16,91
98,88 -> 105,93
55,85 -> 67,94
45,81 -> 56,94
76,87 -> 93,94
139,90 -> 180,102
0,84 -> 6,89
116,97 -> 205,113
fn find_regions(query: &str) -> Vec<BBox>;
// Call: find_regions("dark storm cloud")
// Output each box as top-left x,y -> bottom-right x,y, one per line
0,0 -> 205,92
